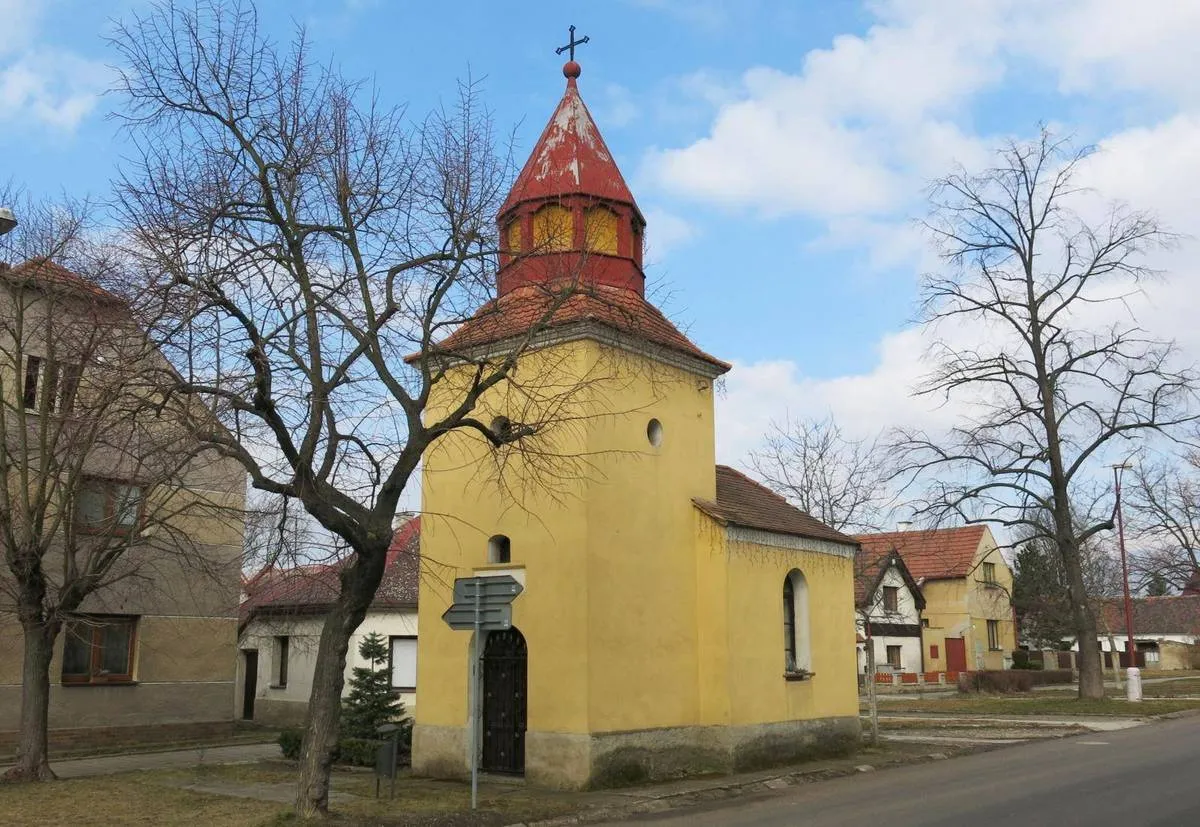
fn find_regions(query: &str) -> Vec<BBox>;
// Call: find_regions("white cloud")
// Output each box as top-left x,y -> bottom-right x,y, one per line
642,207 -> 697,262
662,1 -> 1200,465
0,3 -> 108,132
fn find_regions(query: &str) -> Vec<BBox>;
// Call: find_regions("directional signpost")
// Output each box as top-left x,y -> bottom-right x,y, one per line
441,574 -> 524,809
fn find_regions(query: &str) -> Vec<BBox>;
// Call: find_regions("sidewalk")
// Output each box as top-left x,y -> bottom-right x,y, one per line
1,742 -> 279,779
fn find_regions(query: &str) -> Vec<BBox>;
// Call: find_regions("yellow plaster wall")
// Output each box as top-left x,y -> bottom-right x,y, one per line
722,538 -> 858,725
418,340 -> 718,736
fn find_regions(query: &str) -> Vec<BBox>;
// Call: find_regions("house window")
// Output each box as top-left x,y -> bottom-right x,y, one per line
488,534 -> 511,564
886,645 -> 902,669
987,619 -> 1001,651
62,616 -> 137,684
532,204 -> 572,251
75,479 -> 143,535
921,618 -> 930,628
982,562 -> 997,584
274,636 -> 289,687
930,644 -> 939,660
22,356 -> 81,413
389,636 -> 417,691
783,569 -> 810,674
882,586 -> 899,613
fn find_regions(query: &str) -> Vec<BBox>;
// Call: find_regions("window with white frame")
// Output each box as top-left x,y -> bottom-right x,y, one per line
389,636 -> 417,691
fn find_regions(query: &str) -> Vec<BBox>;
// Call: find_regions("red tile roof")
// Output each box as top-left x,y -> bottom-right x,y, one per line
694,466 -> 858,546
1,258 -> 123,304
854,548 -> 925,609
499,73 -> 639,218
240,518 -> 420,628
1099,595 -> 1200,637
855,525 -> 988,582
427,283 -> 730,373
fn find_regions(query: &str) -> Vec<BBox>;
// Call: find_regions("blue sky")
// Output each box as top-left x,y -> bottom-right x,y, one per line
4,0 -> 1200,465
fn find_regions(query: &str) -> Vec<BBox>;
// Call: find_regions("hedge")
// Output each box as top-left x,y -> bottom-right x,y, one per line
957,669 -> 1074,694
277,729 -> 411,768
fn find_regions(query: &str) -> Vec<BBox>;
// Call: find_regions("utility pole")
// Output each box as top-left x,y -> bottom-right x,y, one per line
1113,463 -> 1141,702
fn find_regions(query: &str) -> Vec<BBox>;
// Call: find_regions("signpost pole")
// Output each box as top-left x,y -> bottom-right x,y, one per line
471,586 -> 480,810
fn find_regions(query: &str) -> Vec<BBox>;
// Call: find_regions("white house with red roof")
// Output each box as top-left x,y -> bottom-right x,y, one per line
856,525 -> 1016,672
237,518 -> 420,726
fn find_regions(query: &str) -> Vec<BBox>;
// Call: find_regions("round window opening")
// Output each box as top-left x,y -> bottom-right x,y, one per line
646,418 -> 664,448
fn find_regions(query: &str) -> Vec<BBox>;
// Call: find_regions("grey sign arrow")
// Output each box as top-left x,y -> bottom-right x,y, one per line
441,603 -> 512,631
452,575 -> 523,605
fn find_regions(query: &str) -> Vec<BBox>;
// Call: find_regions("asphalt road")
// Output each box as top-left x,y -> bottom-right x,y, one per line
604,715 -> 1200,827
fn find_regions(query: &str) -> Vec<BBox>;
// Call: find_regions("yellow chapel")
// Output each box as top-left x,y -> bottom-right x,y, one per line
412,54 -> 861,789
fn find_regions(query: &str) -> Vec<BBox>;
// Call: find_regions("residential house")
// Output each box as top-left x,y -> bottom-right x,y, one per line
0,259 -> 246,752
237,517 -> 420,726
1084,593 -> 1200,671
857,525 -> 1015,672
855,548 -> 926,674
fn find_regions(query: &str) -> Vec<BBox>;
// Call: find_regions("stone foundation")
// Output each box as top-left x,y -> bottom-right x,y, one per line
413,716 -> 859,790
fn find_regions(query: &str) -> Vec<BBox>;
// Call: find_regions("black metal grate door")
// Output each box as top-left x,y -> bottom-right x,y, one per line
481,628 -> 527,774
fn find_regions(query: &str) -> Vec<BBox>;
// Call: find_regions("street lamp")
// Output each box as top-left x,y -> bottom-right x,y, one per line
1112,462 -> 1141,702
0,208 -> 16,236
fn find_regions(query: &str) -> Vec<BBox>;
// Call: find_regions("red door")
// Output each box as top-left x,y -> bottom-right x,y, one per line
946,637 -> 967,672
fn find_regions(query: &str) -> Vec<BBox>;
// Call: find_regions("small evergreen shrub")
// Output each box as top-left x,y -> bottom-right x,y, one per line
341,632 -> 409,740
278,728 -> 303,759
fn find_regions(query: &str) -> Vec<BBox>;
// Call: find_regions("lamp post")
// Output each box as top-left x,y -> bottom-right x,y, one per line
0,208 -> 16,236
1112,462 -> 1141,701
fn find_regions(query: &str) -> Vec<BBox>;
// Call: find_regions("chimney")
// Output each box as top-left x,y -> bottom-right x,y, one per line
897,520 -> 913,532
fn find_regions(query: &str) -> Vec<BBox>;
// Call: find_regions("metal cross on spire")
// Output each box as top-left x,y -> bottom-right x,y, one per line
556,25 -> 590,62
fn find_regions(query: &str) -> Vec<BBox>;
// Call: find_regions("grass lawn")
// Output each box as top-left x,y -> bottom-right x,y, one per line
0,762 -> 581,827
0,774 -> 286,827
866,695 -> 1200,717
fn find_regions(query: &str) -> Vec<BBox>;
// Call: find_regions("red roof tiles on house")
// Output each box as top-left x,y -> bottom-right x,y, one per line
694,466 -> 858,546
855,525 -> 988,582
240,518 -> 420,628
1099,595 -> 1200,637
431,283 -> 730,373
2,258 -> 123,304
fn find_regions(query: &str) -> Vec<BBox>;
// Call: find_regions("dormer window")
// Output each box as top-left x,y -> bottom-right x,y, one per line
532,204 -> 572,252
583,206 -> 619,255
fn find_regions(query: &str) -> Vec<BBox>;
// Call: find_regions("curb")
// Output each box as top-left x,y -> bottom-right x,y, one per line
510,747 -> 987,827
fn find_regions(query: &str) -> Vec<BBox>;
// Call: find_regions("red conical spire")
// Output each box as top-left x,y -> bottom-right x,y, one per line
496,60 -> 645,297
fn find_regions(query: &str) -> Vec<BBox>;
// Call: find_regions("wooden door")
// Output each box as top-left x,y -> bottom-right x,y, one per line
945,637 -> 967,672
481,628 -> 527,775
242,650 -> 258,720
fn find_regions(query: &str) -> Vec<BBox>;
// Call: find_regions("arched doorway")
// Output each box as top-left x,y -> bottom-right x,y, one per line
481,627 -> 527,774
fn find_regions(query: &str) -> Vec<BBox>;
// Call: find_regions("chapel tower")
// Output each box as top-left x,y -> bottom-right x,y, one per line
413,49 -> 859,790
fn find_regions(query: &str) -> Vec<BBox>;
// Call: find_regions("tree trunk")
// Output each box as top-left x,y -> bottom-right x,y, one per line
1070,591 -> 1104,699
294,543 -> 389,818
3,620 -> 60,782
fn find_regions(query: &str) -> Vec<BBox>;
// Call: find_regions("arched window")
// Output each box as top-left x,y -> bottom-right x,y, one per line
488,534 -> 511,564
583,206 -> 619,254
784,569 -> 810,673
505,219 -> 524,255
532,204 -> 572,252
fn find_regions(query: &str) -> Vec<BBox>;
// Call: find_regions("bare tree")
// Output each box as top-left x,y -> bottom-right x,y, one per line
0,192 -> 241,781
895,129 -> 1197,699
1126,449 -> 1200,591
111,2 -> 604,815
748,416 -> 896,534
